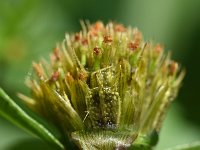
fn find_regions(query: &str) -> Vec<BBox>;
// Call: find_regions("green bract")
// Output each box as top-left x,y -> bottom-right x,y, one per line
16,21 -> 184,149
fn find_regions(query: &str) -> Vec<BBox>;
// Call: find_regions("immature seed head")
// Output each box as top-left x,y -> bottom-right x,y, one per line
19,21 -> 184,149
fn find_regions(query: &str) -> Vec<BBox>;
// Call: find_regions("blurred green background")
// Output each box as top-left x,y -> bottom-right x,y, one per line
0,0 -> 200,149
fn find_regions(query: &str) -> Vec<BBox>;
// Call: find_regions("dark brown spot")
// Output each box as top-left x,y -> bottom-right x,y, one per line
74,33 -> 81,41
103,35 -> 112,43
82,38 -> 88,45
128,42 -> 139,51
93,47 -> 101,55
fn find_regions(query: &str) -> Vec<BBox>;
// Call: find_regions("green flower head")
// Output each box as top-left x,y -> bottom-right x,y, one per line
19,21 -> 184,150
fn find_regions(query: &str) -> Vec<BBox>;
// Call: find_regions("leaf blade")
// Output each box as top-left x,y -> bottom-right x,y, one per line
0,88 -> 64,150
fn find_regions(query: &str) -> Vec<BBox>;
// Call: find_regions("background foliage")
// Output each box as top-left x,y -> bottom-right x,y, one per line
0,0 -> 200,149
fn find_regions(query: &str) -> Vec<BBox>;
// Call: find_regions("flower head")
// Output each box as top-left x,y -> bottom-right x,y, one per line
19,21 -> 184,149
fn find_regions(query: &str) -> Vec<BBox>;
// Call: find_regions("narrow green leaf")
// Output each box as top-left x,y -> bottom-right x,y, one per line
0,88 -> 64,150
165,142 -> 200,150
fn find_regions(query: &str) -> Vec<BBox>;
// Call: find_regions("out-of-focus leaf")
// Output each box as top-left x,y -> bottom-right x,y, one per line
0,88 -> 64,150
165,142 -> 200,150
